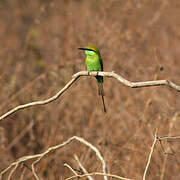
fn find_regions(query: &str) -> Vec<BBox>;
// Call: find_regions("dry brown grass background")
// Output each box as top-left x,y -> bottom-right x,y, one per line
0,0 -> 180,179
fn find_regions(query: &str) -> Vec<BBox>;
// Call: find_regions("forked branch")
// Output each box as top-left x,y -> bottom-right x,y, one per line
0,136 -> 133,180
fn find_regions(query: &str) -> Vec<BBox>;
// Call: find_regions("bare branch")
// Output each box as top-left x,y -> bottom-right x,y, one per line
143,130 -> 158,180
7,162 -> 19,180
65,172 -> 133,180
0,71 -> 180,121
0,162 -> 18,180
74,154 -> 94,180
0,136 -> 108,180
64,163 -> 79,176
157,135 -> 180,140
160,112 -> 178,180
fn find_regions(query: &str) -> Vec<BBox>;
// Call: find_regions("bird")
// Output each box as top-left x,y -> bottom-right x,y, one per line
78,46 -> 106,113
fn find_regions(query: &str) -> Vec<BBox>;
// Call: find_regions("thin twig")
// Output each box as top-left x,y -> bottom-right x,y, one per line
64,163 -> 79,176
160,112 -> 178,180
157,135 -> 180,140
143,130 -> 158,180
0,162 -> 18,180
31,164 -> 39,180
0,136 -> 108,180
0,71 -> 180,121
65,172 -> 133,180
19,165 -> 27,180
7,162 -> 19,180
74,154 -> 94,180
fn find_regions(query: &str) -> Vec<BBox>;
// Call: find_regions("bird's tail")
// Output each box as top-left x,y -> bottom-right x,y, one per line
96,76 -> 106,113
101,94 -> 106,113
97,81 -> 105,96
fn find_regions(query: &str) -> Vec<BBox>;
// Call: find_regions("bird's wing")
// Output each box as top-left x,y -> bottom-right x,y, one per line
99,56 -> 103,71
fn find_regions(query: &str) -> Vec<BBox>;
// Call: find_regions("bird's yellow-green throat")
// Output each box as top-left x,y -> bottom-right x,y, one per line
78,46 -> 106,113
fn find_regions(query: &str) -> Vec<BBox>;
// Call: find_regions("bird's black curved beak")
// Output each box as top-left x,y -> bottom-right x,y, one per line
78,48 -> 95,52
78,48 -> 88,51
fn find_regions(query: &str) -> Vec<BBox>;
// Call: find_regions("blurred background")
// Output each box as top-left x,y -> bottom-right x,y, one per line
0,0 -> 180,179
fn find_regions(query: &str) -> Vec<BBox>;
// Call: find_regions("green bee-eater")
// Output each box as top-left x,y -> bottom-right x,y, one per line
78,46 -> 106,113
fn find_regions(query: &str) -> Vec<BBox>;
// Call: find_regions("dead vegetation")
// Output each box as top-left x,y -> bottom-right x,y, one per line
0,0 -> 180,179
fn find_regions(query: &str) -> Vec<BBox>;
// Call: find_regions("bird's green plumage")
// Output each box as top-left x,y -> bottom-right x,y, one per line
84,46 -> 103,84
78,46 -> 106,112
